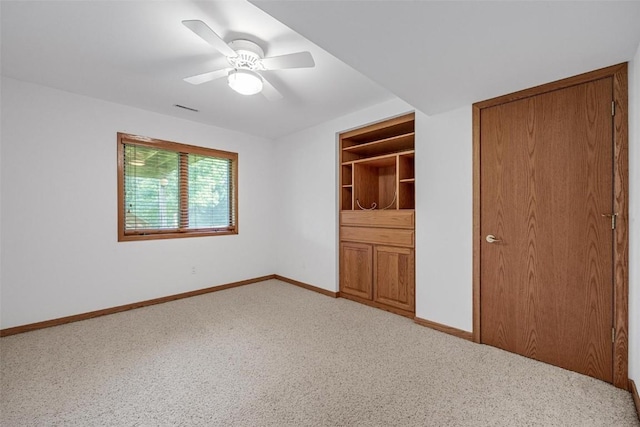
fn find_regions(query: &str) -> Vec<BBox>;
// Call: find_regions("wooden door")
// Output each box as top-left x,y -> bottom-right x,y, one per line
340,242 -> 373,299
480,77 -> 614,383
374,246 -> 415,312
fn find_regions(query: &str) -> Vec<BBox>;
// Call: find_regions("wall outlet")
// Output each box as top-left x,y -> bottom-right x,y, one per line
191,266 -> 196,275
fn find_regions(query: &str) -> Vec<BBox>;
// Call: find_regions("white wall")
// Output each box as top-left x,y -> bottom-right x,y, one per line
272,98 -> 414,290
0,77 -> 276,328
628,42 -> 640,385
274,58 -> 638,340
0,79 -> 475,333
415,107 -> 473,331
273,99 -> 474,332
3,56 -> 635,378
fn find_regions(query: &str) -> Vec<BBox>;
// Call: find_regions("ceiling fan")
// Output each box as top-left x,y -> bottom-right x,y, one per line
182,20 -> 315,100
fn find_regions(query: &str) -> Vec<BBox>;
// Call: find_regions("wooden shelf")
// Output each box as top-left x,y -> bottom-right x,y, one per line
341,113 -> 415,142
342,133 -> 414,158
398,151 -> 414,183
343,150 -> 414,168
340,113 -> 415,212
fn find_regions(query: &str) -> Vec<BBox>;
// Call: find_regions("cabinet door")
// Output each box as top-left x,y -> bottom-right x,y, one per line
340,242 -> 373,300
374,246 -> 415,312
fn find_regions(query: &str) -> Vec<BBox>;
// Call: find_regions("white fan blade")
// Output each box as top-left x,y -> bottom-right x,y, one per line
184,68 -> 229,85
182,20 -> 237,58
261,51 -> 315,70
261,77 -> 283,101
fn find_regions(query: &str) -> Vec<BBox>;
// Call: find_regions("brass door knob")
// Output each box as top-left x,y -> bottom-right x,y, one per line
486,234 -> 501,243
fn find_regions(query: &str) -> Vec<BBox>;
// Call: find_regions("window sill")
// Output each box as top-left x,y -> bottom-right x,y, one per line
118,229 -> 237,242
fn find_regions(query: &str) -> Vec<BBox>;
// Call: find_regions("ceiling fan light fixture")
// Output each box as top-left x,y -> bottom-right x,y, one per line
227,69 -> 263,96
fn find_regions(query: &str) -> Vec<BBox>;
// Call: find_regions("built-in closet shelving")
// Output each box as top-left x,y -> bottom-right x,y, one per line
338,113 -> 416,318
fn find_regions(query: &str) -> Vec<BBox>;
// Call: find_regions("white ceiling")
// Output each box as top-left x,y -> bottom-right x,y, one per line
0,1 -> 393,139
252,1 -> 640,116
3,2 -> 640,140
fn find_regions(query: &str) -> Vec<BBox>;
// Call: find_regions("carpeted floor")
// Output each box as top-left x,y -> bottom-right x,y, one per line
1,279 -> 638,426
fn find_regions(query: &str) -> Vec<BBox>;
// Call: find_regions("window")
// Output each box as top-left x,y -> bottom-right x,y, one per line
117,133 -> 238,241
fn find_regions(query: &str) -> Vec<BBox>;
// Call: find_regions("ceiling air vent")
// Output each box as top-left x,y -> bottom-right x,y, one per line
174,104 -> 199,112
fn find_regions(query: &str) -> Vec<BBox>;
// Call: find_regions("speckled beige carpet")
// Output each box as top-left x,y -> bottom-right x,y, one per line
1,279 -> 638,426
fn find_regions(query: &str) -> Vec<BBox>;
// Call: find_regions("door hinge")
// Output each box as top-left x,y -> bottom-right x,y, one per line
612,327 -> 615,343
602,213 -> 618,230
612,101 -> 615,116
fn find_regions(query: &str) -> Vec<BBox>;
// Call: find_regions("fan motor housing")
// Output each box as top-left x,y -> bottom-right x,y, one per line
228,40 -> 264,70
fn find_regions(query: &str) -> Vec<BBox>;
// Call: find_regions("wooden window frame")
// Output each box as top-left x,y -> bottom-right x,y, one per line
117,133 -> 238,242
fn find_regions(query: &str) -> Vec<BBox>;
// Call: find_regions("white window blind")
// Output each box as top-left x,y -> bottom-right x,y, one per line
187,154 -> 234,230
124,145 -> 180,231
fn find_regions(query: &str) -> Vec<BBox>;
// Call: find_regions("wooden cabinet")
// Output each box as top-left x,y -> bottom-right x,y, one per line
340,241 -> 415,316
338,113 -> 416,317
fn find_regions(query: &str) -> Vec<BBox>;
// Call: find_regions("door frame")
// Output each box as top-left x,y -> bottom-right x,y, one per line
472,63 -> 629,389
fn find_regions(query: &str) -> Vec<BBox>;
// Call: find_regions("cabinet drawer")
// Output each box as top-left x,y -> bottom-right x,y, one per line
340,226 -> 414,247
341,210 -> 414,229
